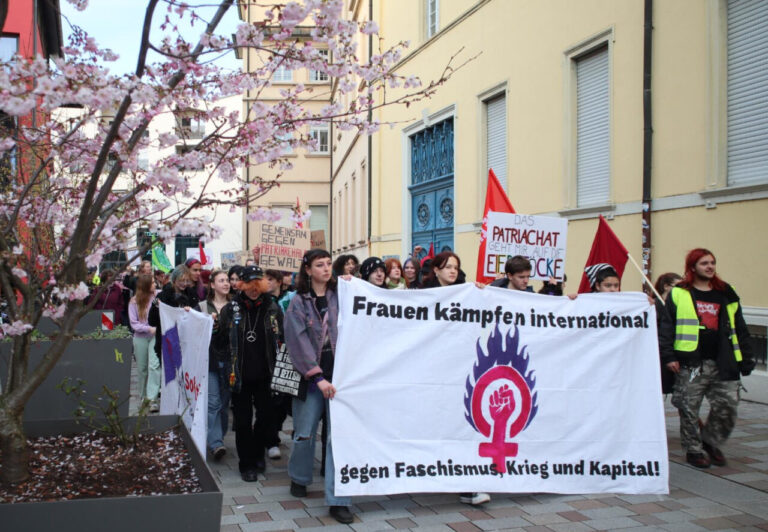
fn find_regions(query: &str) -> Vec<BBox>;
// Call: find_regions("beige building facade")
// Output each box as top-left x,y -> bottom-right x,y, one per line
363,1 -> 766,356
238,6 -> 332,254
331,0 -> 371,261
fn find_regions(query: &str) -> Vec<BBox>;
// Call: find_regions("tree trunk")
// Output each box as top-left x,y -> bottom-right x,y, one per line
0,398 -> 28,485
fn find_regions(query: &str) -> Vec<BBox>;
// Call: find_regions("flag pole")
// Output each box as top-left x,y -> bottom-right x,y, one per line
626,252 -> 664,303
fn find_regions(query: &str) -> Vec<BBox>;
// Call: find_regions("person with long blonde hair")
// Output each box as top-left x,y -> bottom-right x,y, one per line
128,274 -> 160,410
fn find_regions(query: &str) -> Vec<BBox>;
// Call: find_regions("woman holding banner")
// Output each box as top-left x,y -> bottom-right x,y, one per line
284,248 -> 354,525
416,251 -> 491,506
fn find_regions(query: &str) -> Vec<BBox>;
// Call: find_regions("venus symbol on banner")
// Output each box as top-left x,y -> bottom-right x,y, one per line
464,326 -> 538,474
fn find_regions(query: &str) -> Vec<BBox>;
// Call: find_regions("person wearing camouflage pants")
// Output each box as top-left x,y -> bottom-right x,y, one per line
659,248 -> 755,469
671,360 -> 739,456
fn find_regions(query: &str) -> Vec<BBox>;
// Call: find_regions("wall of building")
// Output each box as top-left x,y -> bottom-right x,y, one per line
239,7 -> 332,256
330,0 -> 370,261
368,0 -> 766,323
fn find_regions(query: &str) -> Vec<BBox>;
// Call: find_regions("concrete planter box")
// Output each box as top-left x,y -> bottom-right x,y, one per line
0,338 -> 133,421
35,310 -> 108,337
0,416 -> 222,532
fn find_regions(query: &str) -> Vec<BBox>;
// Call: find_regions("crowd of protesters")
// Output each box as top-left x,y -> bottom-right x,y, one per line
74,242 -> 754,525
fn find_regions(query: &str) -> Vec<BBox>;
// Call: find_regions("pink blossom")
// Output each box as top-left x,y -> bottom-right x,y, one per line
361,21 -> 379,35
1,321 -> 33,337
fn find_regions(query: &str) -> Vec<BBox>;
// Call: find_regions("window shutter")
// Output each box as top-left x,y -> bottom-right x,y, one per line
486,94 -> 507,190
309,205 -> 329,237
727,0 -> 768,186
576,46 -> 610,207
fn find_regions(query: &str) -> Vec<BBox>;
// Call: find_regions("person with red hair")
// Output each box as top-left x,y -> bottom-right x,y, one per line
659,248 -> 755,469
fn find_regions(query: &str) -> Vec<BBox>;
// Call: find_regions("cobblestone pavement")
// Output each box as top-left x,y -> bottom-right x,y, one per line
130,366 -> 768,530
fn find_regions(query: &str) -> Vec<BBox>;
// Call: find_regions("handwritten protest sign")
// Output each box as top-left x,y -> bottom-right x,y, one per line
483,212 -> 568,281
255,222 -> 311,272
311,230 -> 327,250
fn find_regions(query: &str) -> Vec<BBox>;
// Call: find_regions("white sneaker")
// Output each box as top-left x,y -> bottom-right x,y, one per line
267,446 -> 281,459
459,492 -> 491,506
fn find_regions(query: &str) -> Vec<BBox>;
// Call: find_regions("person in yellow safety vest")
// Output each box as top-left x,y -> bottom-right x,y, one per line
659,248 -> 755,470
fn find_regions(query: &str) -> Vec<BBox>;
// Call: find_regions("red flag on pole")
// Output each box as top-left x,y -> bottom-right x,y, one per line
420,242 -> 435,267
198,240 -> 208,265
577,215 -> 629,293
476,169 -> 515,284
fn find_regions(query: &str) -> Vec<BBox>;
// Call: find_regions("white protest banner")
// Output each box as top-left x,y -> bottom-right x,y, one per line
255,222 -> 311,272
159,302 -> 212,455
484,211 -> 568,281
332,278 -> 668,495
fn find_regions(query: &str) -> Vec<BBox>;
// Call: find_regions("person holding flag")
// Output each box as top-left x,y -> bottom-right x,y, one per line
578,215 -> 628,294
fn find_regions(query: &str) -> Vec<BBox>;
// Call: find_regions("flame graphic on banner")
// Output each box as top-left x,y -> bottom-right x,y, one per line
464,325 -> 538,433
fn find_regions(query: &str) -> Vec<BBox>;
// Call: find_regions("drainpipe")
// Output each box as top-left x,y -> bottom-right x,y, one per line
367,0 -> 373,254
641,0 -> 653,291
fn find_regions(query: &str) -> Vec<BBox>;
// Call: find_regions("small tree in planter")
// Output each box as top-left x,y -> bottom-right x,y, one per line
0,0 -> 463,485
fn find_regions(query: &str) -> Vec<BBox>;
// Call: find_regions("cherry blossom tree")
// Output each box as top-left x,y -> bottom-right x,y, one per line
0,0 -> 464,485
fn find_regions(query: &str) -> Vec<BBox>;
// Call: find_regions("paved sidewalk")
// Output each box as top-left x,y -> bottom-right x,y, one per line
130,365 -> 768,530
207,399 -> 768,532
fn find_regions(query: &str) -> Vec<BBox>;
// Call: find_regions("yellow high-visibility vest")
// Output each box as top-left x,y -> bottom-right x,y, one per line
669,287 -> 742,362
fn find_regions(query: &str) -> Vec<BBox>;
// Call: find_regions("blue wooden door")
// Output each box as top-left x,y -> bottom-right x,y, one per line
410,118 -> 454,261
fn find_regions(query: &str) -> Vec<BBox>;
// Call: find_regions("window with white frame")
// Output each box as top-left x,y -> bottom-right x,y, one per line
426,0 -> 439,39
485,93 -> 507,190
726,0 -> 768,186
0,35 -> 18,64
273,63 -> 292,83
309,124 -> 329,154
575,45 -> 610,207
310,49 -> 329,82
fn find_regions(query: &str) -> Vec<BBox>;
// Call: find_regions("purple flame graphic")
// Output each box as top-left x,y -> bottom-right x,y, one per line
464,324 -> 538,432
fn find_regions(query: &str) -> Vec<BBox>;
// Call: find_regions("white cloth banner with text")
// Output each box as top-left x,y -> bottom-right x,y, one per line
332,278 -> 668,495
159,302 -> 212,456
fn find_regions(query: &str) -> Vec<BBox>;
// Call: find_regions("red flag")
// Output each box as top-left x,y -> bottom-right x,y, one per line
476,169 -> 515,284
198,240 -> 208,265
420,242 -> 435,268
578,215 -> 629,293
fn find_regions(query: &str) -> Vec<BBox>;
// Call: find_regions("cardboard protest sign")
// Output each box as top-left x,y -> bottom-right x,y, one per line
311,230 -> 326,250
483,212 -> 568,281
331,278 -> 667,496
220,251 -> 239,270
255,222 -> 310,272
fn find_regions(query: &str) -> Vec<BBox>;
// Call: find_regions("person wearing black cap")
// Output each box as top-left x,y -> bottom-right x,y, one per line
359,256 -> 386,288
219,264 -> 284,482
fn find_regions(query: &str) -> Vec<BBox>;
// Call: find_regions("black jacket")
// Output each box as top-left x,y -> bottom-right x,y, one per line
219,292 -> 283,394
658,284 -> 754,381
199,300 -> 232,372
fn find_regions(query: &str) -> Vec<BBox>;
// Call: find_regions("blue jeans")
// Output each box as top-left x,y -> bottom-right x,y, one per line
289,387 -> 350,506
207,362 -> 231,451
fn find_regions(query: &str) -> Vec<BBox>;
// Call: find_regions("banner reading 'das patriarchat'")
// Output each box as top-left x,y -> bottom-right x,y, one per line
331,278 -> 668,496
